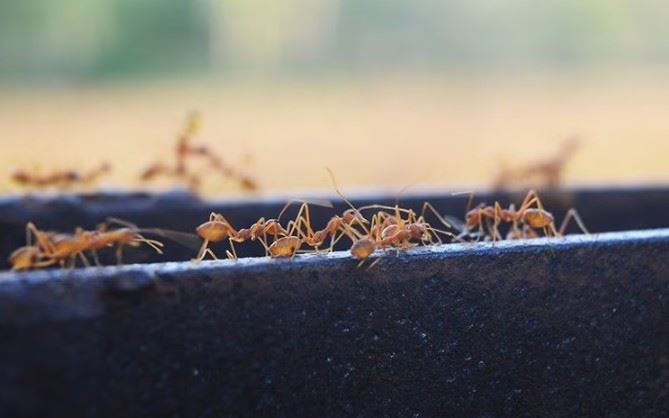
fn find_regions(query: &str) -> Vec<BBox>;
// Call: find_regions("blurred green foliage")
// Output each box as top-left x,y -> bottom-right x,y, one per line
0,0 -> 668,83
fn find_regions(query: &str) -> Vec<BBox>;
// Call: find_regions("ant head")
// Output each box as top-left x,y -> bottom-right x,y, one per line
408,223 -> 427,239
342,209 -> 367,225
465,209 -> 481,228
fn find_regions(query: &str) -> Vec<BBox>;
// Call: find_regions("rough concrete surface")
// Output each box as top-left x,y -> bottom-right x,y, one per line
0,230 -> 667,417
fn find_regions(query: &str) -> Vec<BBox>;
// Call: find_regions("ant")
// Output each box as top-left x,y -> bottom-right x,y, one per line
323,170 -> 456,268
195,200 -> 332,261
12,162 -> 111,190
86,221 -> 165,265
461,190 -> 589,241
282,200 -> 368,254
9,221 -> 165,271
493,137 -> 580,190
141,112 -> 258,192
243,200 -> 334,259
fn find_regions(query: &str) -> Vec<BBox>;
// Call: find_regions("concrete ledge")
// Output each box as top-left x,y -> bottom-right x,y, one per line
0,229 -> 667,416
1,186 -> 668,268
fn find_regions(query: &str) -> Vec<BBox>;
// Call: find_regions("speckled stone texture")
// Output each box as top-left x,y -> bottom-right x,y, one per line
0,230 -> 667,417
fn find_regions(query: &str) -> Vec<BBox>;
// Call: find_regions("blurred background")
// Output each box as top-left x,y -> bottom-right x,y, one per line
0,0 -> 668,194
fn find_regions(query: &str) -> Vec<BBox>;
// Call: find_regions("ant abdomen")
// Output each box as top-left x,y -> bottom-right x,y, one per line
522,209 -> 555,228
350,239 -> 376,260
269,236 -> 302,258
196,222 -> 232,242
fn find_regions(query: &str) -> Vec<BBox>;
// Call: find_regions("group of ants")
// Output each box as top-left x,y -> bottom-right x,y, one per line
10,112 -> 258,192
9,176 -> 589,272
7,113 -> 588,272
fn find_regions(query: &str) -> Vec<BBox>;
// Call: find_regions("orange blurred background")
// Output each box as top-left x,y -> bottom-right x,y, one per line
1,1 -> 667,195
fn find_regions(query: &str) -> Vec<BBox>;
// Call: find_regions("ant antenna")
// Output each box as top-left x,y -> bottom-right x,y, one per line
277,199 -> 333,222
326,168 -> 358,213
326,168 -> 370,235
106,217 -> 138,229
395,183 -> 414,208
452,190 -> 475,214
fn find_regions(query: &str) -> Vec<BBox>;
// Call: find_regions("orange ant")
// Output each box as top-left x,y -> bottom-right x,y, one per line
493,137 -> 580,190
86,222 -> 165,265
283,200 -> 368,254
322,170 -> 455,268
194,211 -> 293,261
8,221 -> 165,271
257,200 -> 335,259
141,112 -> 258,192
195,200 -> 332,261
194,212 -> 242,261
12,162 -> 111,190
461,190 -> 589,241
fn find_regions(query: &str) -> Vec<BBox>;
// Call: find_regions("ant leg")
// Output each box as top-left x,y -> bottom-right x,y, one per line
63,257 -> 73,270
421,202 -> 453,229
303,203 -> 315,237
27,223 -> 56,254
91,250 -> 102,266
227,238 -> 238,260
33,259 -> 57,269
510,220 -> 521,240
257,235 -> 270,256
492,202 -> 503,242
116,245 -> 124,265
25,223 -> 33,246
335,223 -> 363,247
549,223 -> 560,237
357,258 -> 368,269
475,217 -> 485,242
204,248 -> 219,260
559,208 -> 590,236
135,233 -> 164,254
327,233 -> 338,253
366,257 -> 382,271
521,189 -> 545,211
195,240 -> 210,262
78,252 -> 90,267
426,224 -> 443,245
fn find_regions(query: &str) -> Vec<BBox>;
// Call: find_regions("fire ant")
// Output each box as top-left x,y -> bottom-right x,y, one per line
323,170 -> 456,268
12,162 -> 111,190
140,112 -> 258,192
9,221 -> 165,271
241,200 -> 334,259
195,199 -> 332,261
493,137 -> 580,190
461,190 -> 589,241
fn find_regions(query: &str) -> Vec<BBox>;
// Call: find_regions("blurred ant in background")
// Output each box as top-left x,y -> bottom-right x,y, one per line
140,111 -> 258,192
493,137 -> 580,191
12,162 -> 111,190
